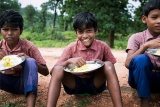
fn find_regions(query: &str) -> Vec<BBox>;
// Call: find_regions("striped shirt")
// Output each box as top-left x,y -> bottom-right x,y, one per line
126,29 -> 160,70
56,39 -> 116,66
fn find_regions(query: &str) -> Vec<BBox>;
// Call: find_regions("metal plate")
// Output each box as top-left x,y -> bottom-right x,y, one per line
146,49 -> 160,56
64,61 -> 104,75
0,55 -> 25,71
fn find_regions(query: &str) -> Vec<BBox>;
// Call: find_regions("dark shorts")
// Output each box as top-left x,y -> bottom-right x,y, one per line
63,75 -> 106,95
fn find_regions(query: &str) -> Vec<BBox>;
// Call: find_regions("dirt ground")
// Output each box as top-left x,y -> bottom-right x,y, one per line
1,48 -> 160,107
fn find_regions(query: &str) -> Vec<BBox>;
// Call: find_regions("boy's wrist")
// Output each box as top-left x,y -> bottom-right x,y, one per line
60,61 -> 69,67
142,44 -> 148,51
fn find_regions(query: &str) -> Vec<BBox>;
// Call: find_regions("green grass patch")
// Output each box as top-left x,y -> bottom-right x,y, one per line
76,99 -> 90,107
2,30 -> 130,49
0,99 -> 26,107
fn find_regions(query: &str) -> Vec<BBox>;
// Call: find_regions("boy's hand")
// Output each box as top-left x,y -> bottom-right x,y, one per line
0,49 -> 5,60
68,57 -> 86,67
145,38 -> 160,49
92,59 -> 104,65
17,53 -> 30,58
3,65 -> 22,75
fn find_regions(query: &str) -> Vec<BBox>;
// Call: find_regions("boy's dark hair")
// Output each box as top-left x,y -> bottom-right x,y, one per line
73,12 -> 98,32
0,10 -> 23,34
143,0 -> 160,16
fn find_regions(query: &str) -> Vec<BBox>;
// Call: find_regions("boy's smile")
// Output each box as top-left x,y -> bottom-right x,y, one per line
76,28 -> 97,48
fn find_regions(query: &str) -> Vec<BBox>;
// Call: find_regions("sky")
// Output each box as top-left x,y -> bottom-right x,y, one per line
18,0 -> 49,9
19,0 -> 140,10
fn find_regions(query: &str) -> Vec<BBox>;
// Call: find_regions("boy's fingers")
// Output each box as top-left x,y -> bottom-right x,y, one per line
17,53 -> 24,56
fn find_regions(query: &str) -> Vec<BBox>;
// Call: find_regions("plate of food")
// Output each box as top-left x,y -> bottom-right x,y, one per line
0,55 -> 25,71
146,49 -> 160,56
64,61 -> 104,75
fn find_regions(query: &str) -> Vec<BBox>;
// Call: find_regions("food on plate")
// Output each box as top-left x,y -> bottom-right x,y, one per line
1,57 -> 14,67
69,63 -> 101,72
0,55 -> 23,69
155,50 -> 160,55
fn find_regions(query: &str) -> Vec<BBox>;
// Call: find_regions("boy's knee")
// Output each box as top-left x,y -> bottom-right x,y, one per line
132,54 -> 151,66
51,65 -> 64,76
23,58 -> 37,70
104,61 -> 115,72
104,61 -> 113,66
24,58 -> 37,66
25,58 -> 36,63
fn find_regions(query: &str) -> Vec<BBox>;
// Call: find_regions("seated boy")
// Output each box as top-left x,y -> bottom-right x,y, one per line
47,12 -> 123,107
0,10 -> 49,107
125,0 -> 160,107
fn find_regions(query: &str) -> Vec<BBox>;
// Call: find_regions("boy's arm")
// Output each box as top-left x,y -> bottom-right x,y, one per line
56,57 -> 86,67
58,60 -> 69,67
50,57 -> 86,75
125,38 -> 160,68
125,43 -> 149,68
18,53 -> 49,76
37,63 -> 49,76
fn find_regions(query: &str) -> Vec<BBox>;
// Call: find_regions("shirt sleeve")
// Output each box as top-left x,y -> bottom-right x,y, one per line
126,34 -> 140,53
28,46 -> 46,65
55,45 -> 72,66
103,44 -> 116,64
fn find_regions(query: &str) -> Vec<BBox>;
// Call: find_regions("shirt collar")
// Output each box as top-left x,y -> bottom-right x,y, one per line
146,29 -> 160,41
73,40 -> 97,52
1,38 -> 22,52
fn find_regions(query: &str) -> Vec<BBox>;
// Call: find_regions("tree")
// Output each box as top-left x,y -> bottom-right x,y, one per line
23,5 -> 36,32
0,0 -> 21,13
132,0 -> 149,32
40,3 -> 48,30
60,0 -> 132,48
46,0 -> 63,35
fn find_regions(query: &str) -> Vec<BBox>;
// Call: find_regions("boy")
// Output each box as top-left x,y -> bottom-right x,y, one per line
0,10 -> 49,107
47,12 -> 123,107
125,0 -> 160,107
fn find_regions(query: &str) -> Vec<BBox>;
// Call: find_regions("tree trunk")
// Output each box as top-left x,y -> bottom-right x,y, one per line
108,30 -> 115,48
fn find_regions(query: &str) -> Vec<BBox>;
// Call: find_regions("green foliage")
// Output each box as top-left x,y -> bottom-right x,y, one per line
21,30 -> 76,47
76,99 -> 90,107
0,99 -> 26,107
21,30 -> 49,41
113,33 -> 131,50
0,0 -> 136,49
60,0 -> 132,35
58,98 -> 90,107
132,0 -> 149,32
59,0 -> 132,48
0,0 -> 21,13
59,100 -> 74,107
20,30 -> 129,50
62,31 -> 76,39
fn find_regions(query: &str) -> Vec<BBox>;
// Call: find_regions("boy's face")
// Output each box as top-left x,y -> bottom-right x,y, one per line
0,23 -> 20,45
142,9 -> 160,36
76,27 -> 97,48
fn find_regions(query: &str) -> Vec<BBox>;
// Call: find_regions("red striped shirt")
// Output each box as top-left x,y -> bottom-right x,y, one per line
56,39 -> 116,66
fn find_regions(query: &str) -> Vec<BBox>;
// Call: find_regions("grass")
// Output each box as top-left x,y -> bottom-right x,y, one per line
0,30 -> 129,49
20,30 -> 130,49
58,98 -> 90,107
0,98 -> 26,107
76,99 -> 90,107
